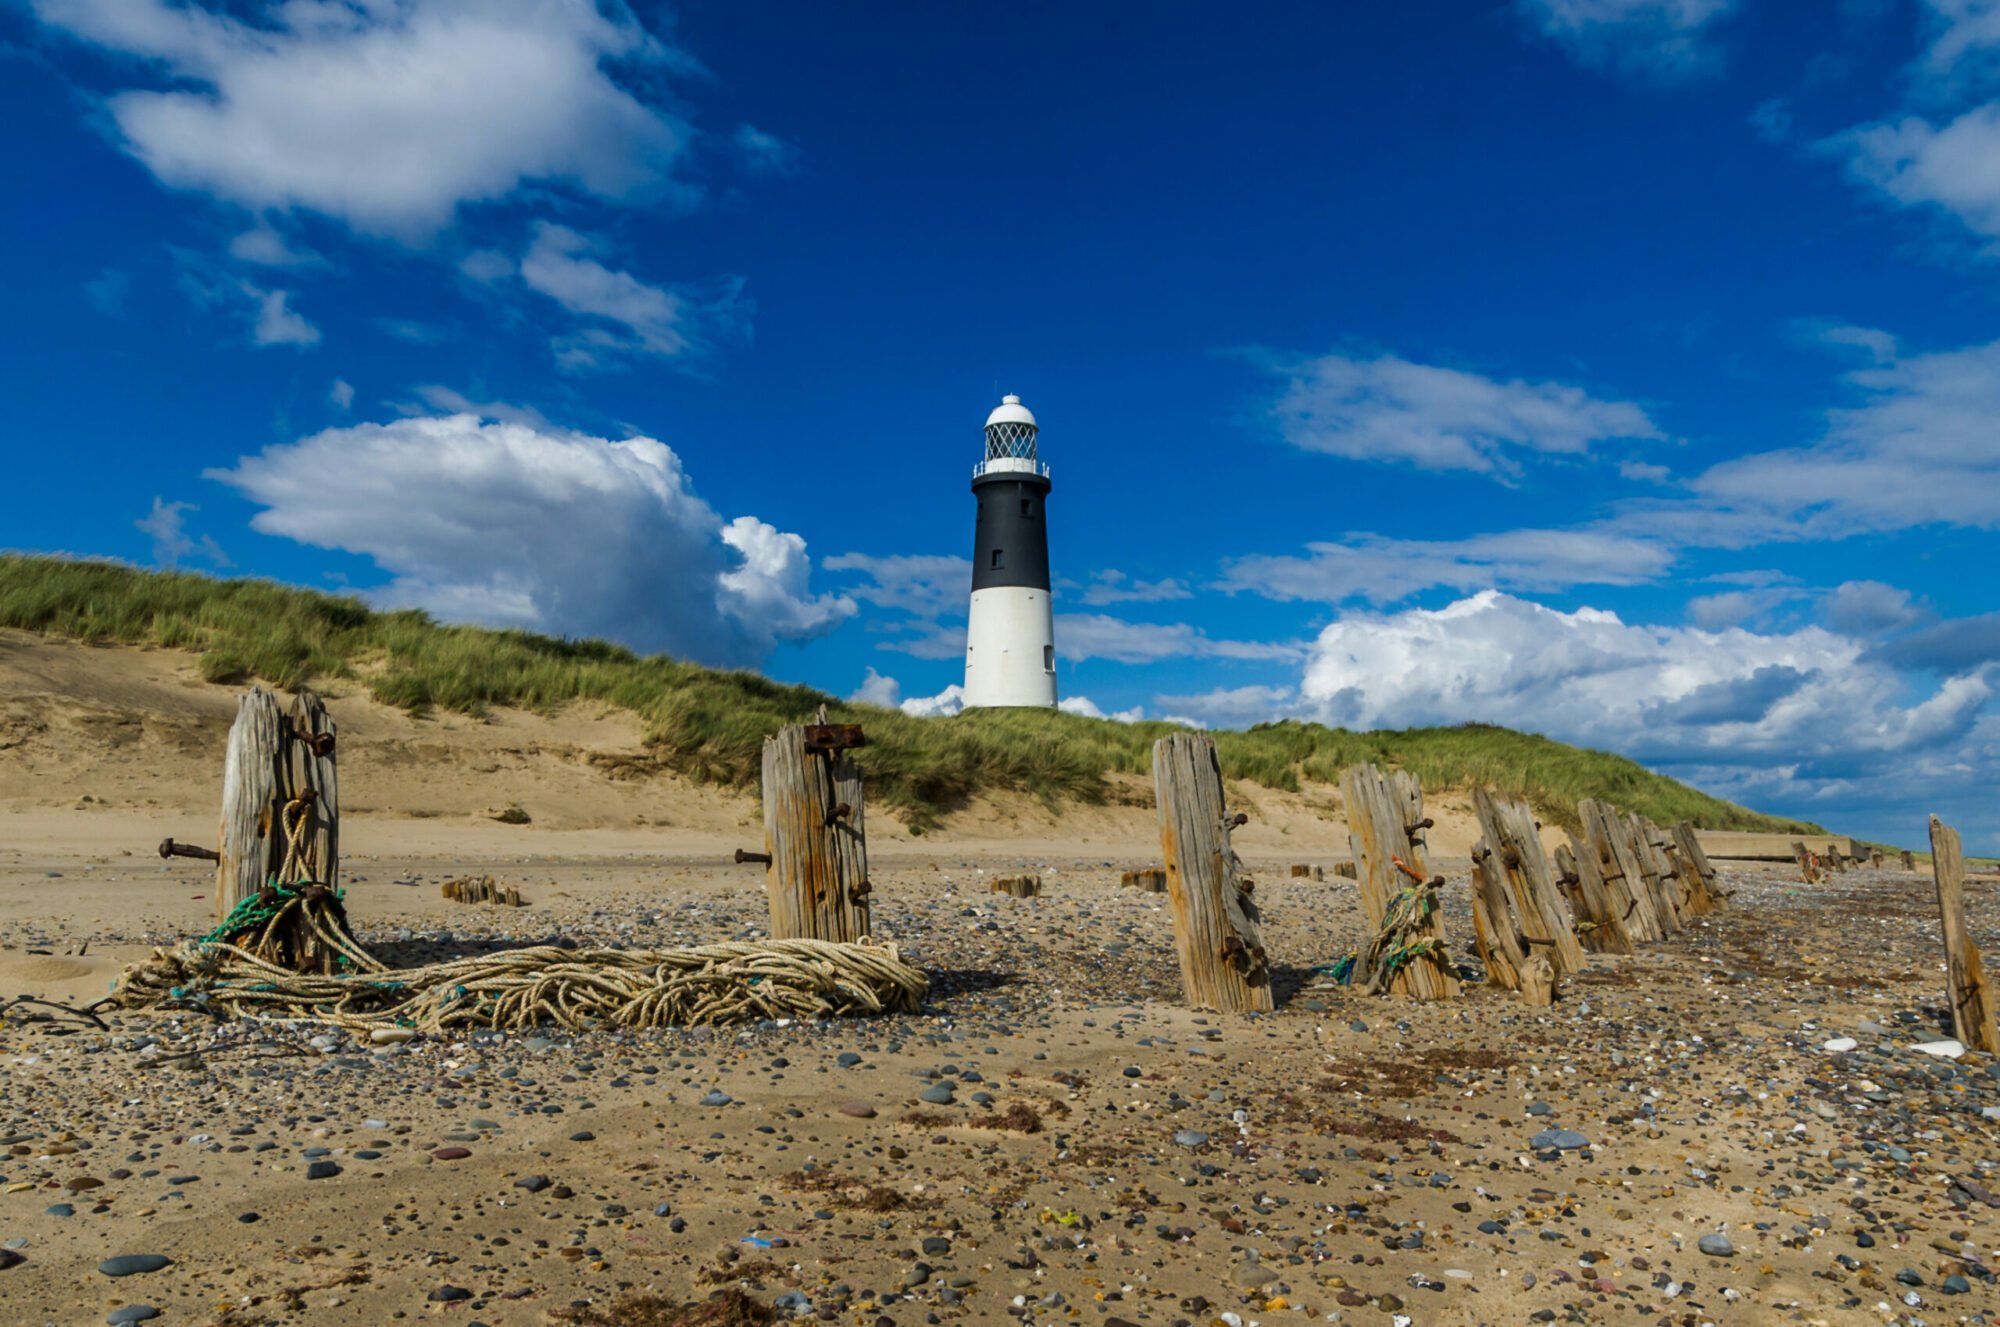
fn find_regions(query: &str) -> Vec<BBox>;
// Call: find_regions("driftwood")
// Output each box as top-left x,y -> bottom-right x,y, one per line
1929,816 -> 1999,1054
1151,733 -> 1272,1012
1339,764 -> 1458,999
1119,867 -> 1167,893
989,874 -> 1041,898
760,723 -> 871,943
1473,788 -> 1585,980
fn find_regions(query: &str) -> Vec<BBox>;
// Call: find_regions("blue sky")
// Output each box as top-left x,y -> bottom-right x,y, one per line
4,0 -> 1999,851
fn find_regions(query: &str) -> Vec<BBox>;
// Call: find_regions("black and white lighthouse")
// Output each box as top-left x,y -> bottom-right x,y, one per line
963,394 -> 1057,708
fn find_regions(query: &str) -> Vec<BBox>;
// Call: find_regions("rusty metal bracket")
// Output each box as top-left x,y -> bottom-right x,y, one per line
158,838 -> 220,862
824,801 -> 852,828
734,848 -> 773,866
803,724 -> 866,754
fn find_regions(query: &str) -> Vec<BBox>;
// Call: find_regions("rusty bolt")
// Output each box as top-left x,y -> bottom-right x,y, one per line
1228,812 -> 1249,829
733,848 -> 773,866
158,838 -> 220,862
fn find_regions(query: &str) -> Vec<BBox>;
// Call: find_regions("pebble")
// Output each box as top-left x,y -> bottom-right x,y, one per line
428,1285 -> 472,1302
1173,1129 -> 1209,1148
98,1254 -> 172,1277
1529,1128 -> 1589,1150
1697,1234 -> 1735,1257
305,1161 -> 340,1181
838,1102 -> 877,1118
106,1308 -> 161,1325
514,1175 -> 550,1192
430,1147 -> 471,1161
919,1084 -> 955,1105
699,1090 -> 731,1107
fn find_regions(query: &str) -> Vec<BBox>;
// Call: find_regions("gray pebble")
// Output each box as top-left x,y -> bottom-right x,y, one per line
98,1254 -> 172,1277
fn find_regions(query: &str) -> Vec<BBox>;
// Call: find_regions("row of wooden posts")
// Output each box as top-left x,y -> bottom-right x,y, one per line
205,690 -> 1995,1053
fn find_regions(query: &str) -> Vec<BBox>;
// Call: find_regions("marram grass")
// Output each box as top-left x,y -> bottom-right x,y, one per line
0,555 -> 1822,836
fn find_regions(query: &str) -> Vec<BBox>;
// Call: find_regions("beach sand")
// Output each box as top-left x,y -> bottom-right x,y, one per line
1,630 -> 1996,1326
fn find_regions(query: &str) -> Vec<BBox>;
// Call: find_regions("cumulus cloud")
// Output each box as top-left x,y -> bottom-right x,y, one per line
1826,579 -> 1923,635
824,553 -> 971,618
1221,528 -> 1674,605
208,412 -> 851,665
1149,684 -> 1300,730
32,0 -> 689,241
1259,351 -> 1660,475
1058,695 -> 1146,723
328,378 -> 355,410
519,224 -> 728,366
1297,591 -> 1989,772
899,684 -> 965,718
849,667 -> 901,708
1518,0 -> 1738,81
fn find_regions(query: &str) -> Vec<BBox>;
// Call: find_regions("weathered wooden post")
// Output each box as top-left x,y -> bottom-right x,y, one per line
1338,763 -> 1459,999
759,721 -> 872,942
1473,788 -> 1586,979
1669,821 -> 1723,912
1579,800 -> 1664,942
284,689 -> 338,887
1928,816 -> 1999,1054
215,688 -> 286,926
1151,732 -> 1272,1013
1792,841 -> 1821,884
1555,839 -> 1637,955
1624,812 -> 1685,935
1900,849 -> 1917,872
1468,839 -> 1529,990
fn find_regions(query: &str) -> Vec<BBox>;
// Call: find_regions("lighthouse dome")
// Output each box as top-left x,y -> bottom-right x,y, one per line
985,394 -> 1037,430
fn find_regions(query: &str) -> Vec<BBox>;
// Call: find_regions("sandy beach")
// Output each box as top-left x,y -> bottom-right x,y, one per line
2,633 -> 1997,1327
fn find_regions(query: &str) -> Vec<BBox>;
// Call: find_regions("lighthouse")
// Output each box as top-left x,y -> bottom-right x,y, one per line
963,394 -> 1057,709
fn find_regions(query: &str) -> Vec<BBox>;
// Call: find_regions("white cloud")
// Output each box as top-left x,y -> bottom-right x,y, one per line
520,224 -> 693,363
1826,579 -> 1924,635
850,667 -> 901,708
1518,0 -> 1738,81
732,124 -> 798,177
1076,570 -> 1192,606
1150,684 -> 1299,730
1260,351 -> 1660,474
1688,336 -> 2000,536
208,412 -> 849,666
824,553 -> 970,618
1837,107 -> 2000,240
459,248 -> 516,283
33,0 -> 690,241
1056,614 -> 1303,665
1297,590 -> 1988,771
718,516 -> 856,644
249,286 -> 319,346
1058,695 -> 1146,723
899,684 -> 965,718
329,378 -> 355,410
228,222 -> 315,267
135,497 -> 228,569
1220,527 -> 1674,605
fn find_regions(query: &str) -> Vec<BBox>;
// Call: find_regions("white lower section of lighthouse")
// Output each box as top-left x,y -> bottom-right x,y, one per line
962,586 -> 1057,708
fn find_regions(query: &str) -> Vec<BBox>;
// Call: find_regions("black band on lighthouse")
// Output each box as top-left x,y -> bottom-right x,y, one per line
969,470 -> 1053,593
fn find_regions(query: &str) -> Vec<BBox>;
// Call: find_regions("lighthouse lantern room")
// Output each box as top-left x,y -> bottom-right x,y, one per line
962,394 -> 1057,709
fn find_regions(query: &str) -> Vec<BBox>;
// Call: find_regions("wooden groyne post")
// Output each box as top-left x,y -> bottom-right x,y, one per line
758,721 -> 872,942
1151,732 -> 1272,1012
1929,815 -> 1999,1054
215,687 -> 338,926
1473,788 -> 1586,981
1339,763 -> 1459,999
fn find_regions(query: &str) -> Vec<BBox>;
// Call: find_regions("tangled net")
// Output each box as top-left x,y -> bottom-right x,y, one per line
105,893 -> 927,1032
1315,878 -> 1449,996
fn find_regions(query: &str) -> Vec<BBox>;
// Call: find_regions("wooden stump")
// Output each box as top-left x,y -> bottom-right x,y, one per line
1332,861 -> 1358,880
1579,800 -> 1664,942
1151,732 -> 1272,1012
1901,850 -> 1917,872
215,688 -> 286,927
990,874 -> 1041,898
1792,841 -> 1821,884
1120,867 -> 1167,892
1338,763 -> 1458,999
443,875 -> 525,906
1929,816 -> 1999,1054
1473,788 -> 1586,980
1554,840 -> 1636,955
761,724 -> 872,943
1519,953 -> 1556,1007
1624,812 -> 1685,935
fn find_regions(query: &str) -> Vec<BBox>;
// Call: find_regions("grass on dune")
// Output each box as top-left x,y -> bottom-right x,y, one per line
0,554 -> 1823,836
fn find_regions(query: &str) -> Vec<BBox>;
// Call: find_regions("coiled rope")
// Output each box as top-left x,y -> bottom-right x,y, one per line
105,935 -> 928,1031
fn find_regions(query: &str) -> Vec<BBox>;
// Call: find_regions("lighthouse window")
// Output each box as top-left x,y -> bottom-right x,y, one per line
1044,645 -> 1055,671
1020,499 -> 1032,517
990,549 -> 1004,569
